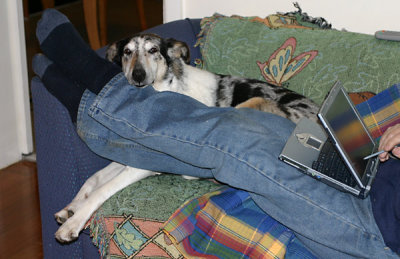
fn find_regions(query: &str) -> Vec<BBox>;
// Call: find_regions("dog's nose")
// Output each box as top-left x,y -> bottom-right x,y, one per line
132,68 -> 146,86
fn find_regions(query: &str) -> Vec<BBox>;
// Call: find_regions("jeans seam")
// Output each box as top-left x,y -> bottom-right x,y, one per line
92,107 -> 378,239
78,129 -> 149,149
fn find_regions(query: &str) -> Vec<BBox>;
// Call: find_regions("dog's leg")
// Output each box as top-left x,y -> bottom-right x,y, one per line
236,97 -> 289,119
54,162 -> 127,224
55,166 -> 157,243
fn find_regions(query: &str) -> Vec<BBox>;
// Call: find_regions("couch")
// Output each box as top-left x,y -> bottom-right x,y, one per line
32,11 -> 400,258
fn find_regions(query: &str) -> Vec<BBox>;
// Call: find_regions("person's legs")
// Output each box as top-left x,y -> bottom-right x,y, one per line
32,54 -> 84,122
33,54 -> 214,178
36,9 -> 120,96
78,76 -> 397,258
35,8 -> 122,123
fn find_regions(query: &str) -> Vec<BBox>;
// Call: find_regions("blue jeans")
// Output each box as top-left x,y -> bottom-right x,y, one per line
77,73 -> 398,258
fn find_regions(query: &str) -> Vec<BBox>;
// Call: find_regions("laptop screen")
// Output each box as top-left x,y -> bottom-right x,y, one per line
323,87 -> 375,178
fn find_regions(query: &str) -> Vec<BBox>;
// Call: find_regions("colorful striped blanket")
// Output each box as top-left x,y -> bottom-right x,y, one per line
163,187 -> 317,259
357,83 -> 400,141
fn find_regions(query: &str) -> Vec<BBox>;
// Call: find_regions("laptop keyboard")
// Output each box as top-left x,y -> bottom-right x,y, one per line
312,140 -> 357,187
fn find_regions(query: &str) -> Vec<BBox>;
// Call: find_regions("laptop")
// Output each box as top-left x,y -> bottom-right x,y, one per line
279,81 -> 379,198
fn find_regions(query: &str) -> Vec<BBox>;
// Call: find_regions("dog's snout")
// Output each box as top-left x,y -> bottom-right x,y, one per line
132,68 -> 146,86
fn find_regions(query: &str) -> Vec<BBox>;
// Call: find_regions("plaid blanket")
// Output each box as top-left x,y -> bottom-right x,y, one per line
357,83 -> 400,141
163,187 -> 317,259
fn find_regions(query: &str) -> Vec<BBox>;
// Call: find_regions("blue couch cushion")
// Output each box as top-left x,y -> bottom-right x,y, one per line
144,19 -> 202,66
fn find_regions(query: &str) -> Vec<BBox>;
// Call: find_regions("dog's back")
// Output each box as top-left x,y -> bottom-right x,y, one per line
214,75 -> 319,122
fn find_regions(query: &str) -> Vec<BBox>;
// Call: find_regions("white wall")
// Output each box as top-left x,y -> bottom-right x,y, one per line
0,0 -> 33,169
164,0 -> 400,35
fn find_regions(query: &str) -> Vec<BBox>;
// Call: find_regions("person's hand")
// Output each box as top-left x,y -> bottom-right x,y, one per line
378,124 -> 400,161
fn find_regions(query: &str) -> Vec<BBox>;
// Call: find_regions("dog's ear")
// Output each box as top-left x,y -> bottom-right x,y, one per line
106,37 -> 131,66
165,38 -> 190,64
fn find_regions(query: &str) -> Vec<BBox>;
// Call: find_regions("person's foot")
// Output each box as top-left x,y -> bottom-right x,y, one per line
36,9 -> 120,94
33,54 -> 84,122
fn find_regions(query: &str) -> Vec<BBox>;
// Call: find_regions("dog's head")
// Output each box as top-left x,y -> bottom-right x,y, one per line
106,34 -> 190,87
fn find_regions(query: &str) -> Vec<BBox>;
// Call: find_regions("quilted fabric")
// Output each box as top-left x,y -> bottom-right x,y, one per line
86,174 -> 220,258
163,187 -> 317,259
197,14 -> 400,105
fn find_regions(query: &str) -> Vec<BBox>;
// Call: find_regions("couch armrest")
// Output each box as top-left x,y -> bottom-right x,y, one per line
31,76 -> 110,258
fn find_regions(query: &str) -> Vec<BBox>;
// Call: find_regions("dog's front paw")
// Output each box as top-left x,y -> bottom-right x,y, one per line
55,219 -> 81,243
54,208 -> 75,224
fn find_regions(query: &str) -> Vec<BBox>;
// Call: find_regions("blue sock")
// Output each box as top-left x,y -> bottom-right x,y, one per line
33,54 -> 83,123
36,9 -> 120,94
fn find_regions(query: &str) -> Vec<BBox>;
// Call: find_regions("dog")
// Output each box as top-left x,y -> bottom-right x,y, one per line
54,34 -> 319,242
105,34 -> 318,121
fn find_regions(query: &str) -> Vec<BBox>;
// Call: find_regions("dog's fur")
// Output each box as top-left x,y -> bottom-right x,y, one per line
54,34 -> 319,242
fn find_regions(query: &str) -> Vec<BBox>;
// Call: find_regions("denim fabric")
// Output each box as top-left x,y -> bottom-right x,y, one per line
77,73 -> 398,258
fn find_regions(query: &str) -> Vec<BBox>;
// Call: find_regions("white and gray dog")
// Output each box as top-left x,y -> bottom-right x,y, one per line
54,34 -> 319,242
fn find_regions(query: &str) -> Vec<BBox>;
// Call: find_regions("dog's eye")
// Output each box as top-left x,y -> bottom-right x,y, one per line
124,48 -> 132,55
148,47 -> 158,54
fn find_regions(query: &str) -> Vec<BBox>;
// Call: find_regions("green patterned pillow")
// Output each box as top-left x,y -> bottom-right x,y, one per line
97,174 -> 219,220
197,14 -> 400,105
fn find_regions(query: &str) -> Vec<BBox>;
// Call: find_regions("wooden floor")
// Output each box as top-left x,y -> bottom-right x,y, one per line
0,161 -> 43,258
